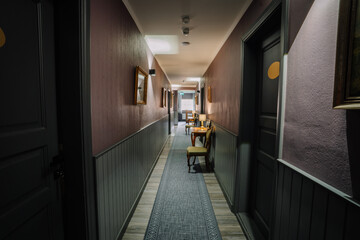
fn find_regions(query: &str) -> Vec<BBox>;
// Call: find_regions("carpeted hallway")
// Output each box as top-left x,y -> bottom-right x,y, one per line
123,123 -> 245,240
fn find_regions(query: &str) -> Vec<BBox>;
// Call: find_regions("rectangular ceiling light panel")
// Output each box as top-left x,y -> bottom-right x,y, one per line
185,77 -> 202,82
144,35 -> 179,55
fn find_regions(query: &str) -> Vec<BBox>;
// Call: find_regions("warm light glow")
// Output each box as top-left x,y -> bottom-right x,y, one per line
144,35 -> 179,55
172,84 -> 182,88
199,114 -> 206,122
185,77 -> 201,82
199,114 -> 206,127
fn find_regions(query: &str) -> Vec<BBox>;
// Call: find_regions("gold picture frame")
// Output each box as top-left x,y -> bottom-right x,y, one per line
162,88 -> 167,108
134,66 -> 148,105
333,0 -> 360,109
207,86 -> 212,103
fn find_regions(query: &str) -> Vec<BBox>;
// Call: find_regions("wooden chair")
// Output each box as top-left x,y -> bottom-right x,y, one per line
185,110 -> 195,124
185,124 -> 194,135
186,126 -> 213,172
185,111 -> 196,134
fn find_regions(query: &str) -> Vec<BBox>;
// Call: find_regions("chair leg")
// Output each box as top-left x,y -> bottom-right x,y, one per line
192,156 -> 196,165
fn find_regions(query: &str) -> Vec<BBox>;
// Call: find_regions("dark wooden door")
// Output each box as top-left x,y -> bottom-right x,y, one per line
251,30 -> 281,238
0,1 -> 64,239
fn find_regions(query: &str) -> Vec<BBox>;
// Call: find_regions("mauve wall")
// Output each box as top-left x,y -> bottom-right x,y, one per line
203,0 -> 272,134
90,0 -> 170,154
283,0 -> 351,194
288,0 -> 314,49
205,0 -> 358,196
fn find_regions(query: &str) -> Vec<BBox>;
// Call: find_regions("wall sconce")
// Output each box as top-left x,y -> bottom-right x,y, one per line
149,69 -> 156,76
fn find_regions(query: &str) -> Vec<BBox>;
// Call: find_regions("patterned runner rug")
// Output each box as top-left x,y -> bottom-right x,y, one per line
144,123 -> 222,240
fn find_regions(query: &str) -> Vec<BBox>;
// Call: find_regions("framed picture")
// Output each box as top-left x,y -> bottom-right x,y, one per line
333,0 -> 360,109
207,86 -> 212,103
162,88 -> 167,108
134,66 -> 148,105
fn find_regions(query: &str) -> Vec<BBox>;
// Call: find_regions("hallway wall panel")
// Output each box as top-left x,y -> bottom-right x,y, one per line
94,116 -> 168,240
283,0 -> 352,195
90,0 -> 171,155
213,123 -> 237,208
273,161 -> 360,240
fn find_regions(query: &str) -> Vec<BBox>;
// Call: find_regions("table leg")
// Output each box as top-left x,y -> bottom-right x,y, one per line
191,132 -> 195,146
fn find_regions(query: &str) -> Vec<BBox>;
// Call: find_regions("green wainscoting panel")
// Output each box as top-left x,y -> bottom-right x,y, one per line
212,123 -> 237,207
272,161 -> 360,240
94,116 -> 169,240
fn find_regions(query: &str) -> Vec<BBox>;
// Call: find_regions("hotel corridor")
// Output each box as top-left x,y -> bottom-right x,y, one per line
123,123 -> 245,239
1,0 -> 360,239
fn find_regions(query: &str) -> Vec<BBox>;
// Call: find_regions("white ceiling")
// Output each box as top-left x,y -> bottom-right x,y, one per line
123,0 -> 252,86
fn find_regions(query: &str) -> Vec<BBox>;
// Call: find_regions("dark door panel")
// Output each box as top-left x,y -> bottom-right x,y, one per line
4,208 -> 52,240
0,0 -> 63,239
251,29 -> 281,238
0,2 -> 42,129
255,162 -> 273,223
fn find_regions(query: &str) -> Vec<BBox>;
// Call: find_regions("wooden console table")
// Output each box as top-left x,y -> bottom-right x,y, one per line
190,127 -> 208,146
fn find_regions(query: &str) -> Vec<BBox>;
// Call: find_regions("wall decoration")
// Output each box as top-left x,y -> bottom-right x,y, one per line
195,94 -> 198,105
268,61 -> 280,79
162,88 -> 167,107
207,86 -> 212,103
0,27 -> 6,48
333,0 -> 360,109
134,66 -> 148,105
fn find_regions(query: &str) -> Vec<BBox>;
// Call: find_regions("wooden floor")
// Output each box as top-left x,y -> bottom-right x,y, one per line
123,128 -> 246,240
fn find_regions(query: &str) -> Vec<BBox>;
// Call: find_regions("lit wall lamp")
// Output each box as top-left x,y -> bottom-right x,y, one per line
149,69 -> 156,76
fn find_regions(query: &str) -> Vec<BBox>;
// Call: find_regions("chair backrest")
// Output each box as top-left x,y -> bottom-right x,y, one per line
205,120 -> 211,128
185,110 -> 192,121
204,126 -> 214,151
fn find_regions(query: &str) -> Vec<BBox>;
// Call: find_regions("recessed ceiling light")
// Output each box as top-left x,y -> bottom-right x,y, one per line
182,27 -> 190,36
186,77 -> 201,82
182,15 -> 190,24
144,35 -> 179,55
182,41 -> 190,46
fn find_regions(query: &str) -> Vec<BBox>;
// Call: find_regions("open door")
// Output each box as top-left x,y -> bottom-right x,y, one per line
0,1 -> 64,239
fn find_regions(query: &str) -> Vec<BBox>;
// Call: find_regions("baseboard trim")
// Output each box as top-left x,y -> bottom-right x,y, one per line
214,171 -> 234,212
236,212 -> 265,240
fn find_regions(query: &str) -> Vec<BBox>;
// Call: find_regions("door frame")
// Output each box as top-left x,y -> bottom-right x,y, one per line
233,0 -> 288,238
168,89 -> 172,134
54,0 -> 97,239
